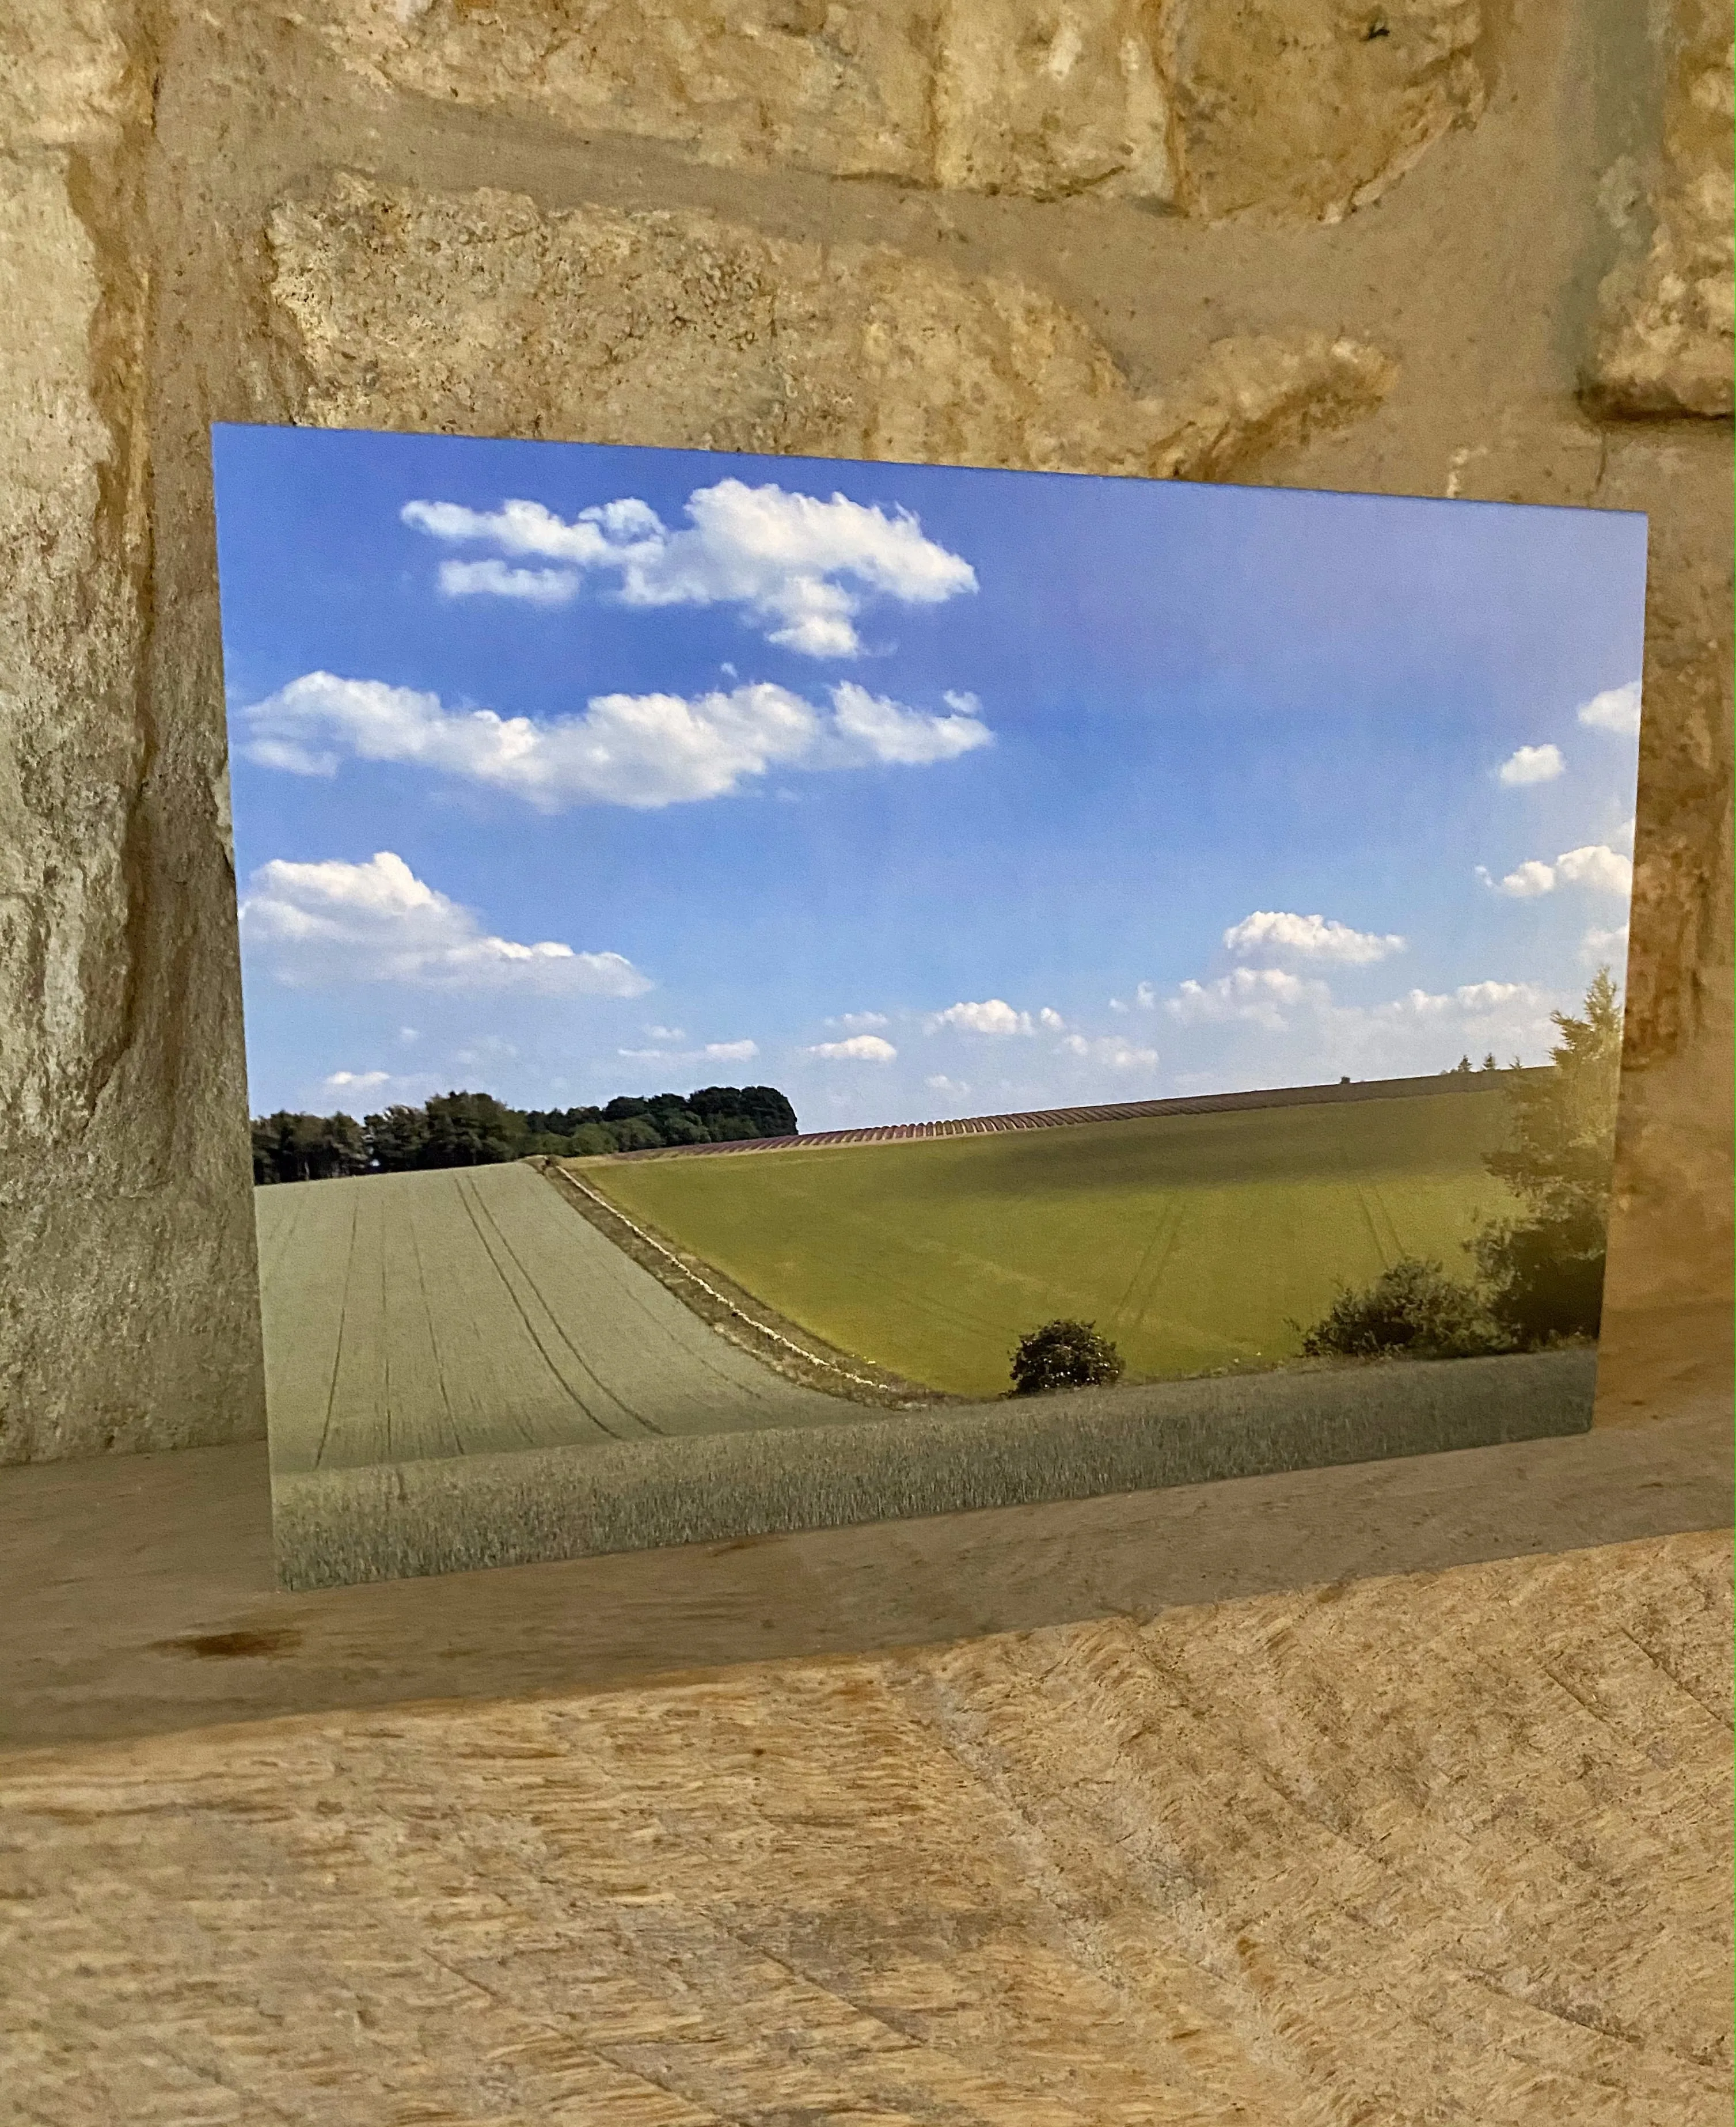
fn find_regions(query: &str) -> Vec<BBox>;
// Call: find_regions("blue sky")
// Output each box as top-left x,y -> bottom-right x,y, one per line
212,425 -> 1647,1130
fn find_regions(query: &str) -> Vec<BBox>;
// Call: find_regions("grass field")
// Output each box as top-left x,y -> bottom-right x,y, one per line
254,1163 -> 860,1476
578,1087 -> 1522,1399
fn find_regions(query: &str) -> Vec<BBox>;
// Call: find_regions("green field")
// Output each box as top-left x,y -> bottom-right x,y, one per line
579,1088 -> 1521,1398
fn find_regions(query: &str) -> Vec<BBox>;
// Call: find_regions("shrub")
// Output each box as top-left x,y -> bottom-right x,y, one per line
1010,1318 -> 1125,1395
1297,1256 -> 1507,1361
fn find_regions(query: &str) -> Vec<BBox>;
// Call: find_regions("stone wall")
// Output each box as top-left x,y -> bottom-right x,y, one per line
1,0 -> 1729,1462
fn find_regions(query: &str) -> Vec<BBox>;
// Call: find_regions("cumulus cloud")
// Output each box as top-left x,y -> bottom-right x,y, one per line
1555,844 -> 1634,894
1481,844 -> 1633,899
1498,743 -> 1565,787
826,1011 -> 890,1033
1374,981 -> 1537,1020
926,998 -> 1034,1036
925,1074 -> 971,1096
1061,1034 -> 1158,1070
240,851 -> 651,996
1483,859 -> 1557,899
1166,967 -> 1320,1028
403,479 -> 978,658
434,559 -> 582,606
1110,981 -> 1158,1014
806,1034 -> 898,1062
240,671 -> 992,812
324,1069 -> 391,1092
1577,679 -> 1642,737
1222,910 -> 1404,965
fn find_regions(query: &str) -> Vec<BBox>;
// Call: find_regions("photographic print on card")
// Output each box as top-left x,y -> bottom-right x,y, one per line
211,426 -> 1647,1590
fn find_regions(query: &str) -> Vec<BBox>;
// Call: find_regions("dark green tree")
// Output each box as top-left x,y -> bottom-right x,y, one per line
420,1091 -> 523,1167
252,1110 -> 369,1183
364,1103 -> 430,1173
1009,1319 -> 1125,1395
1469,967 -> 1623,1343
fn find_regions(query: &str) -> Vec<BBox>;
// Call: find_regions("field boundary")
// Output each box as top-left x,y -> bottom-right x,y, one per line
538,1159 -> 952,1410
269,1346 -> 1598,1590
597,1068 -> 1533,1164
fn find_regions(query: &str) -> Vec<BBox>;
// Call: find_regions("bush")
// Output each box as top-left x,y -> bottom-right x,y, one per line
1470,1210 -> 1606,1345
1010,1318 -> 1125,1395
1297,1256 -> 1507,1361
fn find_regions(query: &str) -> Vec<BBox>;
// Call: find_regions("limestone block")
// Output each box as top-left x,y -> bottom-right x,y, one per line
0,0 -> 135,150
0,9 -> 267,1464
318,0 -> 1176,200
1589,0 -> 1734,416
314,0 -> 1484,214
268,173 -> 1395,478
929,0 -> 1174,201
1161,0 -> 1487,222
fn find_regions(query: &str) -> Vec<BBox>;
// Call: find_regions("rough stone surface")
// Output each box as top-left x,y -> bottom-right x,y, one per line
269,173 -> 1395,472
2,1528 -> 1729,2120
1162,0 -> 1488,223
1588,0 -> 1734,415
0,5 -> 267,1462
316,0 -> 1487,217
0,0 -> 1729,1464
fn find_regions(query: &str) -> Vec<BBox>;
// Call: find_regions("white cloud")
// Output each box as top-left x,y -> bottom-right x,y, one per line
806,1034 -> 898,1062
1577,679 -> 1642,737
1555,843 -> 1634,895
925,1074 -> 972,1097
403,479 -> 978,658
644,1024 -> 686,1042
1038,1006 -> 1066,1030
1615,815 -> 1635,851
1109,981 -> 1158,1014
436,559 -> 580,606
926,998 -> 1034,1036
1483,859 -> 1558,899
826,1011 -> 890,1033
323,1069 -> 390,1092
241,671 -> 992,812
1498,743 -> 1565,787
1222,910 -> 1404,964
1062,1034 -> 1158,1070
1374,981 -> 1537,1020
1581,924 -> 1630,965
701,1039 -> 759,1062
240,851 -> 651,996
825,682 -> 992,768
1166,967 -> 1319,1028
1483,842 -> 1632,900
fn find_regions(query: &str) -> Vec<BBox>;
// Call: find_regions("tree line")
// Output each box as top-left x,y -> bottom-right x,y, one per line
252,1084 -> 799,1184
1301,969 -> 1624,1357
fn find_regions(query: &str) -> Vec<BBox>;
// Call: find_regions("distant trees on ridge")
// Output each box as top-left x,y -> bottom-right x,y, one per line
252,1084 -> 799,1184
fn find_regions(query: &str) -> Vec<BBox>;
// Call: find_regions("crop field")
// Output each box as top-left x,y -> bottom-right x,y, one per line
254,1161 -> 860,1476
579,1085 -> 1522,1399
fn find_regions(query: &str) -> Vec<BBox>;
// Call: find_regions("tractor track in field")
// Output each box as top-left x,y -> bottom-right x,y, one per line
255,1164 -> 923,1479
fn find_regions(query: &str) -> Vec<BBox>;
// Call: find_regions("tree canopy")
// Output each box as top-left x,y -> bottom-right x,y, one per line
252,1083 -> 799,1182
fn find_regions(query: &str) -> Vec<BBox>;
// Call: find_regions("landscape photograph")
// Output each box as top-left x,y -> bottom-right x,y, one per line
211,425 -> 1647,1589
